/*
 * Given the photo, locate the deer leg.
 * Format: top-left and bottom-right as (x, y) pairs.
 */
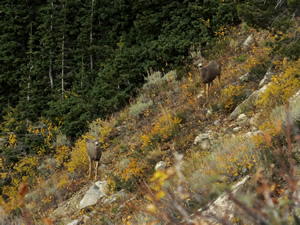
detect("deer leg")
(207, 83), (211, 99)
(88, 157), (92, 179)
(94, 161), (99, 181)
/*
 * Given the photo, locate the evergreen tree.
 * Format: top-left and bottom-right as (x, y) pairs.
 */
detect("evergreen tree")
(0, 0), (32, 118)
(237, 0), (299, 30)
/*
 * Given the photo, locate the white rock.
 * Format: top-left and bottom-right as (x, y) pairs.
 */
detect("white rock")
(251, 126), (258, 131)
(245, 130), (263, 138)
(67, 219), (80, 225)
(236, 114), (248, 126)
(239, 72), (250, 82)
(214, 119), (221, 126)
(242, 34), (254, 48)
(194, 133), (211, 145)
(233, 127), (241, 133)
(79, 181), (108, 209)
(229, 84), (269, 120)
(237, 113), (247, 121)
(200, 140), (211, 150)
(194, 133), (212, 150)
(259, 68), (275, 87)
(155, 161), (167, 171)
(249, 113), (262, 127)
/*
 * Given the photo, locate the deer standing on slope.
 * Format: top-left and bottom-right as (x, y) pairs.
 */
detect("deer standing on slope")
(86, 137), (102, 180)
(198, 60), (222, 99)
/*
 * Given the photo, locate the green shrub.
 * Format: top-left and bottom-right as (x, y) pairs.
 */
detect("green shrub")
(129, 95), (153, 118)
(236, 54), (248, 63)
(248, 62), (269, 82)
(142, 71), (177, 90)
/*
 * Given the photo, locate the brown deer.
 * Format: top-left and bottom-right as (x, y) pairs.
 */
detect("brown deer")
(86, 138), (102, 180)
(198, 60), (221, 98)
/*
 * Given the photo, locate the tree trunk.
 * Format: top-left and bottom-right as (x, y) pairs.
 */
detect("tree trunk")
(90, 0), (94, 72)
(49, 0), (54, 90)
(61, 33), (65, 101)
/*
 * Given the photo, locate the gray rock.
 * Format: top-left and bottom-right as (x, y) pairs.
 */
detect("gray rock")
(259, 68), (275, 87)
(200, 140), (211, 150)
(251, 126), (258, 131)
(239, 72), (251, 82)
(194, 133), (212, 150)
(236, 113), (248, 126)
(245, 130), (263, 138)
(155, 161), (167, 171)
(197, 175), (251, 224)
(102, 189), (126, 205)
(290, 90), (300, 103)
(79, 181), (108, 209)
(206, 109), (212, 118)
(214, 119), (221, 126)
(197, 91), (205, 99)
(229, 85), (268, 120)
(242, 34), (255, 49)
(249, 112), (262, 127)
(233, 127), (242, 133)
(244, 89), (253, 98)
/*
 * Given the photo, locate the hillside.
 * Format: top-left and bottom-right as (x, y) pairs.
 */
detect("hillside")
(1, 13), (300, 225)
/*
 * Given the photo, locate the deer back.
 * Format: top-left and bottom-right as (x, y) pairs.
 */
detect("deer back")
(200, 60), (221, 83)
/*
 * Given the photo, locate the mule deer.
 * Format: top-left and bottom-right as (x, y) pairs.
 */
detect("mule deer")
(198, 60), (221, 98)
(86, 138), (102, 180)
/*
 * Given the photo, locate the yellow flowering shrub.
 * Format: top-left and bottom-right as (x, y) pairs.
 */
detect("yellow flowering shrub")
(201, 136), (257, 182)
(55, 145), (70, 166)
(256, 59), (300, 111)
(0, 184), (23, 212)
(27, 117), (61, 151)
(0, 155), (39, 213)
(221, 84), (246, 111)
(67, 138), (89, 173)
(141, 113), (181, 150)
(121, 158), (144, 182)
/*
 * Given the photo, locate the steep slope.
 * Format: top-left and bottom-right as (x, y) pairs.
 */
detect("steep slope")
(1, 21), (300, 225)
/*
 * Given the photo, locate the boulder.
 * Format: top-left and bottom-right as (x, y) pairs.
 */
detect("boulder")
(79, 181), (108, 209)
(194, 133), (212, 150)
(245, 130), (263, 138)
(155, 161), (167, 171)
(239, 72), (251, 82)
(236, 113), (248, 126)
(196, 175), (251, 224)
(259, 67), (275, 87)
(249, 113), (262, 127)
(102, 189), (126, 205)
(229, 85), (268, 120)
(242, 34), (255, 50)
(233, 126), (242, 133)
